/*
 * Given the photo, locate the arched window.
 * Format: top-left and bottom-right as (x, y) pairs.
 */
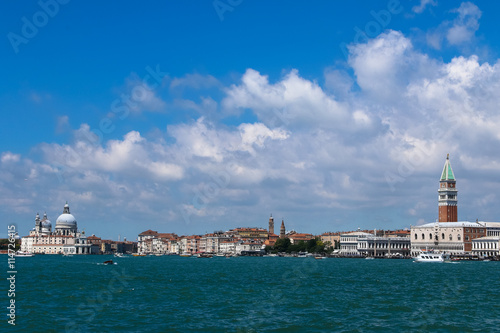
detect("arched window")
(458, 234), (461, 241)
(449, 234), (452, 241)
(442, 233), (445, 240)
(429, 233), (433, 240)
(415, 233), (418, 240)
(422, 233), (425, 240)
(465, 236), (469, 241)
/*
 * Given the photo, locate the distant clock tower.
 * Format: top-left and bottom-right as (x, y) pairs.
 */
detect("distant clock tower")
(438, 154), (458, 222)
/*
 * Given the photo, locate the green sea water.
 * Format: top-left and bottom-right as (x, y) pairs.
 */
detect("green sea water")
(4, 255), (500, 332)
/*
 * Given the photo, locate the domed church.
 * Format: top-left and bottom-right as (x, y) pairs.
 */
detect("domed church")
(55, 202), (78, 236)
(21, 202), (99, 255)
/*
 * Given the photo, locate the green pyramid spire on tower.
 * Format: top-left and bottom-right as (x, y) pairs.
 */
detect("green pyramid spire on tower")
(440, 154), (455, 181)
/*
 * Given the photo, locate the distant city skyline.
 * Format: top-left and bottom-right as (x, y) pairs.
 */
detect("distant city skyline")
(2, 1), (500, 240)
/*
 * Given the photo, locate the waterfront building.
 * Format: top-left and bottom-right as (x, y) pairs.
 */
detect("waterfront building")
(357, 235), (411, 257)
(321, 232), (341, 248)
(177, 236), (188, 253)
(21, 202), (99, 254)
(168, 239), (180, 254)
(191, 235), (202, 253)
(235, 240), (265, 255)
(287, 231), (314, 244)
(410, 155), (500, 256)
(137, 229), (159, 253)
(203, 231), (232, 253)
(152, 233), (178, 254)
(87, 235), (102, 246)
(178, 235), (202, 254)
(230, 227), (269, 239)
(339, 231), (372, 256)
(411, 221), (486, 256)
(220, 240), (237, 255)
(385, 230), (411, 237)
(63, 231), (97, 255)
(199, 236), (207, 253)
(100, 240), (114, 254)
(264, 233), (279, 247)
(471, 236), (500, 258)
(99, 239), (137, 254)
(482, 222), (500, 237)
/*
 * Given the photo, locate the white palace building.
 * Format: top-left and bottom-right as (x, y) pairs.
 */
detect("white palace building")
(410, 155), (500, 258)
(21, 202), (99, 255)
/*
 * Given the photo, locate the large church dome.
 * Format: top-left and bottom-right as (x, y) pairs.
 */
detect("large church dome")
(55, 202), (77, 229)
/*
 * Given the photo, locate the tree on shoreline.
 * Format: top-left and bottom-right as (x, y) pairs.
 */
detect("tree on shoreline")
(273, 237), (291, 253)
(268, 237), (333, 254)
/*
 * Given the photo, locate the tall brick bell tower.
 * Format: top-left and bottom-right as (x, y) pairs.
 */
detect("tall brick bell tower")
(268, 214), (274, 235)
(438, 154), (458, 222)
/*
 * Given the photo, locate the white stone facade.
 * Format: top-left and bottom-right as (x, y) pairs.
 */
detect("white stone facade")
(340, 231), (372, 256)
(410, 221), (486, 256)
(357, 236), (410, 257)
(472, 236), (500, 258)
(21, 203), (96, 255)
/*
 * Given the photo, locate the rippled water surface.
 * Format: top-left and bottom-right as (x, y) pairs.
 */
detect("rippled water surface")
(7, 255), (500, 332)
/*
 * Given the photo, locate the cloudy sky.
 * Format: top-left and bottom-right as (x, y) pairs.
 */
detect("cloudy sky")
(2, 0), (500, 240)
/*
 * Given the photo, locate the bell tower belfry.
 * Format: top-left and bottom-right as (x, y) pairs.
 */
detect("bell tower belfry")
(280, 219), (286, 239)
(438, 154), (458, 222)
(269, 214), (274, 235)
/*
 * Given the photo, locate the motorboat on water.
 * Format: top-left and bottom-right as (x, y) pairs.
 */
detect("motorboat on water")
(197, 253), (213, 258)
(179, 252), (192, 257)
(413, 250), (450, 262)
(14, 251), (34, 257)
(103, 260), (114, 265)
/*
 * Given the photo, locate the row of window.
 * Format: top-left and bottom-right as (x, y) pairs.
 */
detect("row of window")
(473, 242), (498, 249)
(35, 239), (66, 244)
(465, 228), (483, 233)
(439, 195), (456, 200)
(358, 243), (407, 249)
(415, 233), (461, 241)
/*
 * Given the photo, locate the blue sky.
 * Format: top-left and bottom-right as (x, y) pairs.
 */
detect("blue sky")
(2, 0), (500, 240)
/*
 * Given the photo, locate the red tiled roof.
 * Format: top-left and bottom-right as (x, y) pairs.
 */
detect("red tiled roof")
(139, 229), (158, 236)
(157, 233), (177, 239)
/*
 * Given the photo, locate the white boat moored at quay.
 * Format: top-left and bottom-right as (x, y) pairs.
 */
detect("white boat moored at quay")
(413, 250), (450, 262)
(14, 251), (34, 257)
